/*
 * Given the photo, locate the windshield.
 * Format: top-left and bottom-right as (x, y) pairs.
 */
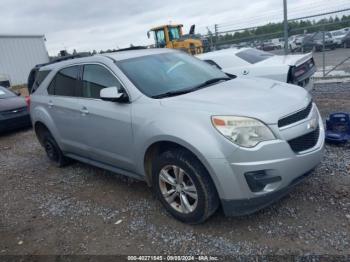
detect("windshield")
(236, 48), (274, 64)
(0, 86), (15, 99)
(116, 52), (229, 98)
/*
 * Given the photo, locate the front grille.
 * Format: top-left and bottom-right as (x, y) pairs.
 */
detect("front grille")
(288, 126), (320, 153)
(278, 102), (313, 128)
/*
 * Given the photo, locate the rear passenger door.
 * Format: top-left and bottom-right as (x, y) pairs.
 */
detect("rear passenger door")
(47, 65), (89, 156)
(77, 64), (134, 171)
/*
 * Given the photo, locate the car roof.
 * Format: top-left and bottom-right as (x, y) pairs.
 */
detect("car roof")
(101, 48), (174, 61)
(39, 48), (176, 71)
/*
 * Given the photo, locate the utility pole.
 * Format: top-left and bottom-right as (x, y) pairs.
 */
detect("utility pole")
(283, 0), (288, 54)
(207, 27), (214, 51)
(322, 29), (326, 77)
(214, 24), (218, 50)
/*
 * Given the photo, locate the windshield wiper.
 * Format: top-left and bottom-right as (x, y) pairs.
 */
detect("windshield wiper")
(151, 77), (230, 99)
(151, 89), (194, 99)
(190, 77), (231, 90)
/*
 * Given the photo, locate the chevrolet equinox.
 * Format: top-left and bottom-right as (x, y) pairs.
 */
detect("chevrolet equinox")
(30, 49), (324, 223)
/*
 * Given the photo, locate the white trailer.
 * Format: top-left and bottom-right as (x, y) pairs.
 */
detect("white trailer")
(0, 35), (49, 86)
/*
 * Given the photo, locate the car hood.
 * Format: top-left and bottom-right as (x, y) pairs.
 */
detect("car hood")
(257, 52), (313, 67)
(0, 96), (27, 112)
(160, 77), (311, 125)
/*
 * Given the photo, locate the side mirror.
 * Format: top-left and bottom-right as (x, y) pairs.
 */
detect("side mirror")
(100, 86), (128, 103)
(147, 31), (151, 39)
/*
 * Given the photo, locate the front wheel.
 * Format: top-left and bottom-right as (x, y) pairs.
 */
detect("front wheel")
(152, 149), (219, 224)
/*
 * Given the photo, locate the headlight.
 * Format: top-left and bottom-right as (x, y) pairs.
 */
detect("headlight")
(211, 116), (275, 148)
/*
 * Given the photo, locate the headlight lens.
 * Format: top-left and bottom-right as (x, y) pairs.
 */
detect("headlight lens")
(211, 116), (275, 148)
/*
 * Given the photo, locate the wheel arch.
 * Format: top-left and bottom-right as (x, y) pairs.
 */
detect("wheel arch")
(142, 139), (220, 196)
(34, 121), (51, 145)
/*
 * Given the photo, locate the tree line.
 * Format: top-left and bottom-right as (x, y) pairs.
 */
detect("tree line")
(210, 15), (350, 44)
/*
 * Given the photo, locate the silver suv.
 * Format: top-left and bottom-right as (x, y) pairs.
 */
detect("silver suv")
(30, 49), (324, 223)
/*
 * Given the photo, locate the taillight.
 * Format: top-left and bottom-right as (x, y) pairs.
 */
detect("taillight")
(25, 96), (31, 110)
(294, 68), (306, 77)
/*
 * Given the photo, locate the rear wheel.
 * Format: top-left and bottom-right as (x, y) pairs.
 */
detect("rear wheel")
(344, 42), (349, 48)
(42, 131), (70, 167)
(152, 149), (219, 224)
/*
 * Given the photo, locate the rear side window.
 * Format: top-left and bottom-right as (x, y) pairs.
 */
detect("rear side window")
(48, 66), (79, 97)
(80, 64), (122, 99)
(32, 70), (51, 93)
(236, 49), (274, 64)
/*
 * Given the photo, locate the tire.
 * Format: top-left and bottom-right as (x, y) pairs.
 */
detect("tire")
(152, 149), (219, 224)
(345, 42), (349, 49)
(42, 131), (70, 167)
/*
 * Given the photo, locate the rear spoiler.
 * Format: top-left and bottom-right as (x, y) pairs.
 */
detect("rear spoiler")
(294, 52), (313, 67)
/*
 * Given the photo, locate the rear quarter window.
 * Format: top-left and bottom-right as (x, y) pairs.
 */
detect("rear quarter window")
(31, 70), (51, 93)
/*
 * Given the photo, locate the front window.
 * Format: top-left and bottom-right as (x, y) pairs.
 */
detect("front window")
(154, 29), (166, 48)
(168, 27), (181, 41)
(116, 52), (229, 98)
(81, 64), (122, 99)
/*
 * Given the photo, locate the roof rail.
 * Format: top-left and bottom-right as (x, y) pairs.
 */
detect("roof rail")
(115, 46), (147, 52)
(34, 52), (92, 68)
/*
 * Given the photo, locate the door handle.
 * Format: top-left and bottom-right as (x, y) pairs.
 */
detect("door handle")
(80, 107), (89, 115)
(48, 101), (54, 108)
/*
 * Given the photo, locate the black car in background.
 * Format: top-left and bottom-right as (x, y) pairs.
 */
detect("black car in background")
(302, 32), (337, 52)
(0, 86), (31, 133)
(342, 31), (350, 48)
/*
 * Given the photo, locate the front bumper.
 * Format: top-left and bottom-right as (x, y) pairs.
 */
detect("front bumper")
(221, 168), (315, 216)
(206, 104), (325, 216)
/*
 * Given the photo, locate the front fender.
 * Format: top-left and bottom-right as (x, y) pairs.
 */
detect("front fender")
(132, 114), (237, 197)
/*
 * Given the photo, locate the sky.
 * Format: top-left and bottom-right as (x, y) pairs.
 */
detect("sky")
(1, 0), (349, 56)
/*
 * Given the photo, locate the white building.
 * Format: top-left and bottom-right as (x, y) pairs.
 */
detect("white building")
(0, 35), (49, 86)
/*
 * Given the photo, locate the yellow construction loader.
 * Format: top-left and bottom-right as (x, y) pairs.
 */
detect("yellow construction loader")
(147, 24), (203, 55)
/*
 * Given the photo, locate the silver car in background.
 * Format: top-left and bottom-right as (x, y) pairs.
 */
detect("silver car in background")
(30, 49), (324, 223)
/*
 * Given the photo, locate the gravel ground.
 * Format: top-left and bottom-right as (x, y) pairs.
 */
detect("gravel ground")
(0, 82), (349, 257)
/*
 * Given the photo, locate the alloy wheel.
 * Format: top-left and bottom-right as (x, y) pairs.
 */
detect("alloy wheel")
(158, 165), (198, 214)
